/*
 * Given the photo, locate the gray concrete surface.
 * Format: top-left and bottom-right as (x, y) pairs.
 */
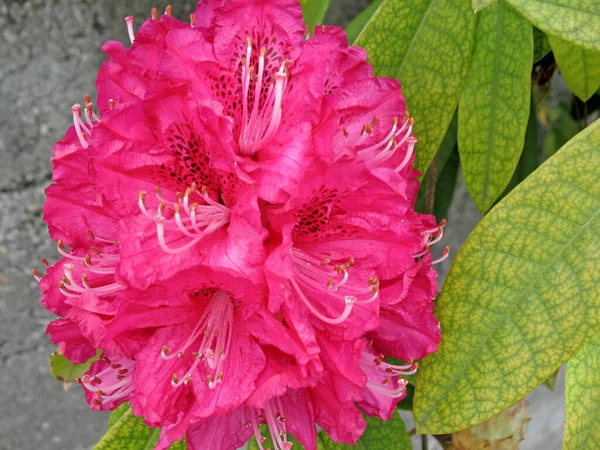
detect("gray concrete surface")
(0, 1), (563, 449)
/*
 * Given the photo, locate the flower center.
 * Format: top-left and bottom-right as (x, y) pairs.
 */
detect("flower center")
(138, 183), (231, 255)
(238, 37), (290, 156)
(360, 349), (418, 399)
(161, 291), (233, 389)
(288, 248), (379, 325)
(78, 355), (134, 407)
(245, 397), (293, 450)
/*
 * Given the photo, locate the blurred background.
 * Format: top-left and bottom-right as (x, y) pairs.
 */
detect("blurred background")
(0, 0), (572, 449)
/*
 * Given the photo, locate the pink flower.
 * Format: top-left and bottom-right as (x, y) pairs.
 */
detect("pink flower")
(35, 1), (448, 449)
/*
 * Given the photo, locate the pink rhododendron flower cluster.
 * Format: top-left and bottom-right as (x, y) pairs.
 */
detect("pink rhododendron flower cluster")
(35, 1), (447, 449)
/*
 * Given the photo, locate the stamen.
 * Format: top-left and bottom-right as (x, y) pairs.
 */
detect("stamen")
(165, 5), (172, 16)
(141, 185), (230, 255)
(249, 399), (293, 450)
(124, 16), (135, 44)
(151, 8), (158, 20)
(432, 246), (450, 265)
(71, 104), (89, 148)
(80, 356), (134, 408)
(238, 41), (290, 154)
(289, 248), (379, 324)
(360, 349), (413, 399)
(189, 13), (195, 28)
(164, 291), (234, 390)
(32, 268), (42, 282)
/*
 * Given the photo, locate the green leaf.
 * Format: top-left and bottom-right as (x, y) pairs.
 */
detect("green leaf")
(458, 0), (533, 213)
(549, 35), (600, 102)
(49, 349), (100, 383)
(543, 368), (560, 391)
(96, 405), (185, 450)
(504, 0), (600, 52)
(317, 413), (411, 449)
(300, 0), (331, 28)
(355, 0), (476, 173)
(414, 120), (600, 434)
(497, 94), (540, 202)
(433, 146), (460, 221)
(564, 332), (600, 449)
(533, 27), (551, 63)
(397, 383), (415, 411)
(107, 403), (130, 430)
(416, 112), (458, 215)
(345, 0), (383, 45)
(542, 101), (580, 159)
(472, 0), (497, 12)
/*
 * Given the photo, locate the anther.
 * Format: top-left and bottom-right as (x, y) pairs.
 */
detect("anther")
(189, 13), (195, 28)
(171, 373), (179, 386)
(165, 5), (172, 16)
(177, 351), (184, 358)
(151, 8), (158, 20)
(40, 257), (49, 267)
(109, 99), (115, 110)
(32, 268), (41, 281)
(161, 345), (168, 357)
(87, 230), (95, 240)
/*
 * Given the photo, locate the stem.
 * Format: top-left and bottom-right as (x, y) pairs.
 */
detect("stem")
(425, 154), (438, 215)
(421, 434), (428, 450)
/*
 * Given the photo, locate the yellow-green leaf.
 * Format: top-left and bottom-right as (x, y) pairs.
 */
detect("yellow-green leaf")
(346, 0), (383, 45)
(414, 120), (600, 434)
(300, 0), (331, 28)
(49, 349), (100, 382)
(472, 0), (497, 12)
(355, 0), (476, 173)
(458, 0), (533, 213)
(549, 35), (600, 102)
(317, 413), (411, 449)
(564, 331), (600, 449)
(96, 404), (185, 450)
(505, 0), (600, 52)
